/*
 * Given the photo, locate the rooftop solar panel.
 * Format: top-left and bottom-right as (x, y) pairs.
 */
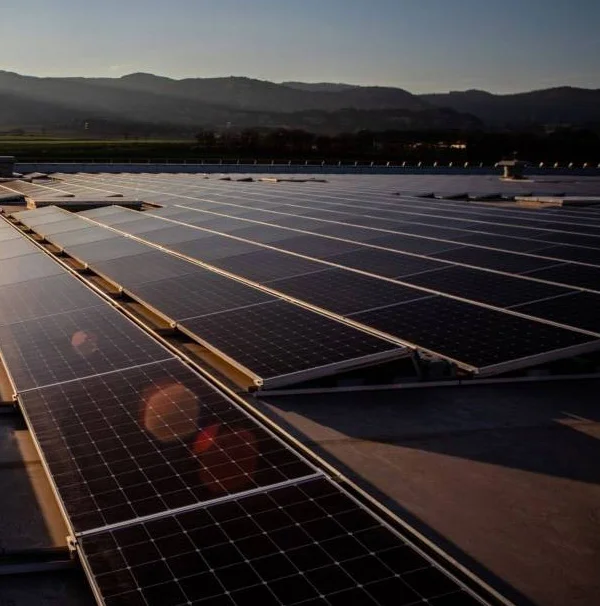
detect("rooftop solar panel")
(0, 227), (27, 242)
(523, 263), (600, 292)
(0, 274), (101, 326)
(36, 219), (95, 237)
(455, 233), (553, 253)
(352, 296), (598, 374)
(531, 245), (600, 265)
(49, 226), (121, 248)
(79, 477), (480, 606)
(403, 266), (571, 308)
(66, 237), (153, 264)
(171, 236), (260, 262)
(178, 301), (404, 387)
(326, 248), (447, 279)
(19, 359), (315, 532)
(132, 272), (277, 322)
(0, 305), (172, 392)
(209, 249), (327, 284)
(270, 269), (431, 315)
(431, 247), (559, 274)
(91, 251), (201, 289)
(0, 252), (64, 286)
(512, 292), (600, 334)
(0, 237), (39, 260)
(367, 234), (463, 255)
(269, 234), (364, 259)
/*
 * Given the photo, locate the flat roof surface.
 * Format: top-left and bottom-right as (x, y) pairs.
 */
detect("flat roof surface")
(256, 379), (600, 606)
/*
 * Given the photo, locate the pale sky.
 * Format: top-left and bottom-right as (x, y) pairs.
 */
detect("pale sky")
(1, 0), (599, 93)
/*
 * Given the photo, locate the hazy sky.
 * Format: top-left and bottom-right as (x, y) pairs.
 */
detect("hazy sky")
(2, 0), (599, 93)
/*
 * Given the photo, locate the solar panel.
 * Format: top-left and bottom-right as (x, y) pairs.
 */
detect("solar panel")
(431, 247), (559, 274)
(0, 237), (38, 260)
(528, 232), (600, 249)
(456, 233), (553, 253)
(368, 234), (463, 255)
(209, 249), (327, 284)
(66, 237), (153, 263)
(19, 359), (315, 532)
(326, 248), (447, 278)
(0, 274), (100, 326)
(531, 245), (600, 265)
(127, 224), (208, 246)
(171, 236), (260, 261)
(132, 272), (277, 322)
(91, 251), (201, 289)
(48, 226), (121, 248)
(352, 296), (598, 373)
(403, 266), (571, 308)
(0, 304), (171, 392)
(79, 477), (480, 606)
(0, 253), (64, 286)
(523, 263), (600, 292)
(267, 234), (363, 259)
(270, 269), (431, 315)
(226, 224), (303, 244)
(178, 301), (404, 386)
(0, 227), (24, 242)
(313, 223), (388, 242)
(512, 292), (600, 334)
(36, 218), (95, 237)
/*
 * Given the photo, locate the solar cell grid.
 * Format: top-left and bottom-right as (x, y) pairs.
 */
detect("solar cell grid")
(170, 236), (260, 262)
(0, 304), (171, 392)
(523, 263), (600, 292)
(0, 237), (38, 260)
(353, 296), (597, 372)
(91, 251), (202, 289)
(132, 272), (277, 321)
(210, 249), (327, 283)
(179, 301), (402, 384)
(19, 359), (314, 532)
(36, 219), (94, 237)
(270, 269), (431, 315)
(403, 266), (572, 308)
(456, 234), (552, 253)
(431, 246), (559, 274)
(271, 234), (364, 259)
(326, 248), (447, 278)
(66, 237), (153, 263)
(530, 245), (600, 265)
(0, 274), (101, 326)
(80, 477), (477, 606)
(0, 253), (64, 286)
(512, 292), (600, 334)
(49, 226), (121, 248)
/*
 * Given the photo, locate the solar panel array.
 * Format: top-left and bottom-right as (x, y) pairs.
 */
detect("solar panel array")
(0, 216), (490, 605)
(14, 207), (406, 388)
(21, 171), (600, 377)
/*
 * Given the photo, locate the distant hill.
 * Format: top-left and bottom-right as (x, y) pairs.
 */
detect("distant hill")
(281, 82), (361, 93)
(420, 87), (600, 126)
(0, 71), (597, 136)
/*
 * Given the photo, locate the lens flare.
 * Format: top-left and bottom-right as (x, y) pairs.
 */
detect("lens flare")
(141, 381), (199, 443)
(71, 330), (99, 357)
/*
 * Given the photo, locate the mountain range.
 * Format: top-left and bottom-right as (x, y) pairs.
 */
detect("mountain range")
(1, 71), (599, 136)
